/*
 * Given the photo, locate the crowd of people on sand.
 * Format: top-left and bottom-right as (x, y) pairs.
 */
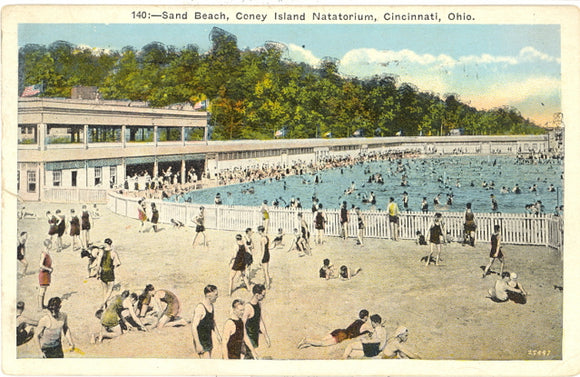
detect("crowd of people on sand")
(16, 195), (537, 360)
(17, 149), (562, 359)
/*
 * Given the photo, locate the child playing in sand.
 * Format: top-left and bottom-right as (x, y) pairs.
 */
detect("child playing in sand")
(416, 231), (427, 245)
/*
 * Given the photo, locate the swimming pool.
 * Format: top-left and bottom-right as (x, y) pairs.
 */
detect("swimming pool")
(169, 155), (563, 214)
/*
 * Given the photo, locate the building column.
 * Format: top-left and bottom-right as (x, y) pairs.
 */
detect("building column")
(84, 124), (89, 149)
(122, 125), (126, 148)
(39, 162), (45, 201)
(204, 113), (210, 141)
(181, 159), (186, 184)
(154, 125), (158, 147)
(182, 127), (186, 146)
(38, 123), (47, 151)
(153, 159), (158, 178)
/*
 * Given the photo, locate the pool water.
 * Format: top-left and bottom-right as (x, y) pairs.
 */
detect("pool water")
(170, 156), (563, 214)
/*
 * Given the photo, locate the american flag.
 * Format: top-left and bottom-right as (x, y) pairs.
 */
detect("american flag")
(193, 99), (208, 110)
(20, 84), (42, 97)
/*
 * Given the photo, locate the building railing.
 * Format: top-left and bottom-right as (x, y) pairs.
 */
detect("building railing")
(107, 191), (563, 249)
(43, 188), (109, 203)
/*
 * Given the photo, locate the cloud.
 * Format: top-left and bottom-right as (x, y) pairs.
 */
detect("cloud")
(287, 43), (321, 67)
(341, 48), (455, 68)
(280, 44), (561, 125)
(519, 46), (561, 64)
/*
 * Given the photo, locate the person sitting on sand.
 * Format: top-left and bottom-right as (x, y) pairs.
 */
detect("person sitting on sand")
(297, 309), (371, 349)
(17, 301), (38, 346)
(381, 326), (421, 359)
(486, 272), (528, 304)
(343, 314), (387, 359)
(271, 228), (284, 249)
(151, 289), (188, 328)
(319, 259), (336, 280)
(416, 230), (427, 246)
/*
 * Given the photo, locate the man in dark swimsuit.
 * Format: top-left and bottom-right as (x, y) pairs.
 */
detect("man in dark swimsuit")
(242, 284), (270, 358)
(192, 285), (221, 358)
(222, 299), (256, 359)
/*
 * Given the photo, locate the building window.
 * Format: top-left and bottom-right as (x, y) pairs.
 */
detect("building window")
(94, 167), (102, 186)
(157, 127), (182, 142)
(110, 166), (117, 187)
(46, 124), (84, 144)
(18, 124), (37, 144)
(27, 171), (36, 192)
(52, 170), (62, 187)
(125, 126), (154, 143)
(71, 171), (78, 187)
(17, 170), (20, 191)
(88, 126), (122, 143)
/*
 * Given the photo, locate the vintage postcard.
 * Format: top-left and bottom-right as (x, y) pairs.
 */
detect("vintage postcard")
(2, 3), (579, 376)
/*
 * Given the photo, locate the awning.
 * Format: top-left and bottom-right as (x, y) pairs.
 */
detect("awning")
(87, 158), (123, 167)
(45, 160), (85, 171)
(126, 156), (156, 165)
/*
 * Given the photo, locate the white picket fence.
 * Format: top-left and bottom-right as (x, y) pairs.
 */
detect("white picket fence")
(107, 191), (563, 249)
(44, 188), (109, 203)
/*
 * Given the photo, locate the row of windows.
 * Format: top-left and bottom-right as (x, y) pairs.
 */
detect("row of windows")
(331, 145), (359, 152)
(18, 124), (205, 144)
(220, 149), (282, 161)
(288, 148), (314, 155)
(51, 166), (117, 187)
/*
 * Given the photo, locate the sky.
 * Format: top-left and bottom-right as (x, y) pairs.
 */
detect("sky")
(18, 23), (561, 126)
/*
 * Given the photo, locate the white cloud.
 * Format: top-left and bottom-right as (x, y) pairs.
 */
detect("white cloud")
(519, 46), (561, 64)
(283, 44), (561, 125)
(459, 54), (518, 65)
(287, 43), (321, 67)
(341, 48), (455, 68)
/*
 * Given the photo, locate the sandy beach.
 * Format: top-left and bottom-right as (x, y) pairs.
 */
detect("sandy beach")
(15, 201), (563, 360)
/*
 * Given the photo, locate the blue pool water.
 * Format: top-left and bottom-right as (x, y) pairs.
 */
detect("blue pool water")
(170, 156), (563, 214)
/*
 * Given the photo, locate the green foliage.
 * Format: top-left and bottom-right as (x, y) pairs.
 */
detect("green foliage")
(19, 34), (546, 139)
